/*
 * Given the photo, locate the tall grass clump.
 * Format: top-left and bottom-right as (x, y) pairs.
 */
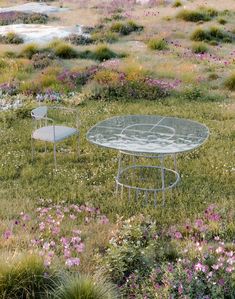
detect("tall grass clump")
(148, 38), (168, 51)
(0, 32), (23, 44)
(54, 275), (119, 299)
(177, 7), (218, 22)
(0, 254), (58, 299)
(224, 73), (235, 91)
(192, 42), (208, 53)
(49, 41), (78, 59)
(20, 43), (39, 59)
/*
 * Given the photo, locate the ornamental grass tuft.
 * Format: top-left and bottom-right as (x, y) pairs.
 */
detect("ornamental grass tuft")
(54, 275), (119, 299)
(0, 254), (58, 299)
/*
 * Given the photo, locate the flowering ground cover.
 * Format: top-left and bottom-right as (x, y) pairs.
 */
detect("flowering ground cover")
(0, 0), (234, 298)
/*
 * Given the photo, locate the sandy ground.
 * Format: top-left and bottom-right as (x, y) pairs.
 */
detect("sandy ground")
(0, 24), (84, 43)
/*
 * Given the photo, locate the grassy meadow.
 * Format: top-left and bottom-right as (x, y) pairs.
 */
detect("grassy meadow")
(0, 0), (234, 298)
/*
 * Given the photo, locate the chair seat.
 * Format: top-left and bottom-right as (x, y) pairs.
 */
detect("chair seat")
(32, 125), (78, 142)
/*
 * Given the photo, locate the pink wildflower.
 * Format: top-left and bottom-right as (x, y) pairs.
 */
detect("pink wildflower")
(75, 242), (85, 253)
(3, 230), (12, 240)
(174, 231), (182, 239)
(65, 257), (80, 267)
(99, 215), (109, 224)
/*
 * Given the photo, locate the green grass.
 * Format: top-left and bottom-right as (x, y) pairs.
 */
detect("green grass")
(0, 1), (234, 294)
(0, 98), (234, 227)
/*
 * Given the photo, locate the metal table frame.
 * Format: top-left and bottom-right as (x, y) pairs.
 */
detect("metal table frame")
(87, 115), (209, 207)
(115, 151), (180, 206)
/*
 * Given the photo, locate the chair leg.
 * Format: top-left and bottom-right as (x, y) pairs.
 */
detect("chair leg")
(53, 143), (57, 170)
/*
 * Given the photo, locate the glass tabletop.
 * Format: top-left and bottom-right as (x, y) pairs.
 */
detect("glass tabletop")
(86, 115), (209, 154)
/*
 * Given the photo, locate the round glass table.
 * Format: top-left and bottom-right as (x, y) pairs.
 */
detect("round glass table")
(87, 115), (209, 206)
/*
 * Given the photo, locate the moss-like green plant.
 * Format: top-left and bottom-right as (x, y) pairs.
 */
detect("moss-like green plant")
(192, 42), (208, 54)
(148, 38), (168, 51)
(224, 73), (235, 91)
(54, 275), (119, 299)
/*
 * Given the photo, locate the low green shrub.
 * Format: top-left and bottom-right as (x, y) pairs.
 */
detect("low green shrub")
(0, 254), (58, 299)
(148, 38), (168, 51)
(20, 43), (39, 59)
(78, 45), (125, 62)
(54, 275), (119, 299)
(209, 40), (219, 46)
(224, 73), (235, 91)
(98, 206), (235, 298)
(51, 42), (78, 59)
(180, 86), (222, 101)
(172, 0), (182, 7)
(102, 13), (125, 23)
(177, 7), (218, 22)
(110, 20), (143, 35)
(85, 69), (174, 101)
(208, 73), (219, 80)
(32, 52), (55, 69)
(0, 32), (23, 44)
(192, 42), (208, 53)
(191, 26), (233, 43)
(93, 45), (124, 61)
(191, 28), (209, 41)
(64, 34), (93, 45)
(2, 51), (17, 58)
(92, 31), (119, 43)
(210, 26), (225, 39)
(218, 17), (227, 24)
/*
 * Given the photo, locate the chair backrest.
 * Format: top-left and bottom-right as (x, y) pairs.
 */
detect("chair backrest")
(31, 106), (48, 120)
(31, 106), (48, 129)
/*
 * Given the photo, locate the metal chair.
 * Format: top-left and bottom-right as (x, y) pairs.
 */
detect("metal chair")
(31, 106), (80, 169)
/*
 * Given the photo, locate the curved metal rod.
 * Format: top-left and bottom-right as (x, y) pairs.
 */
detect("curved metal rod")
(116, 165), (180, 192)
